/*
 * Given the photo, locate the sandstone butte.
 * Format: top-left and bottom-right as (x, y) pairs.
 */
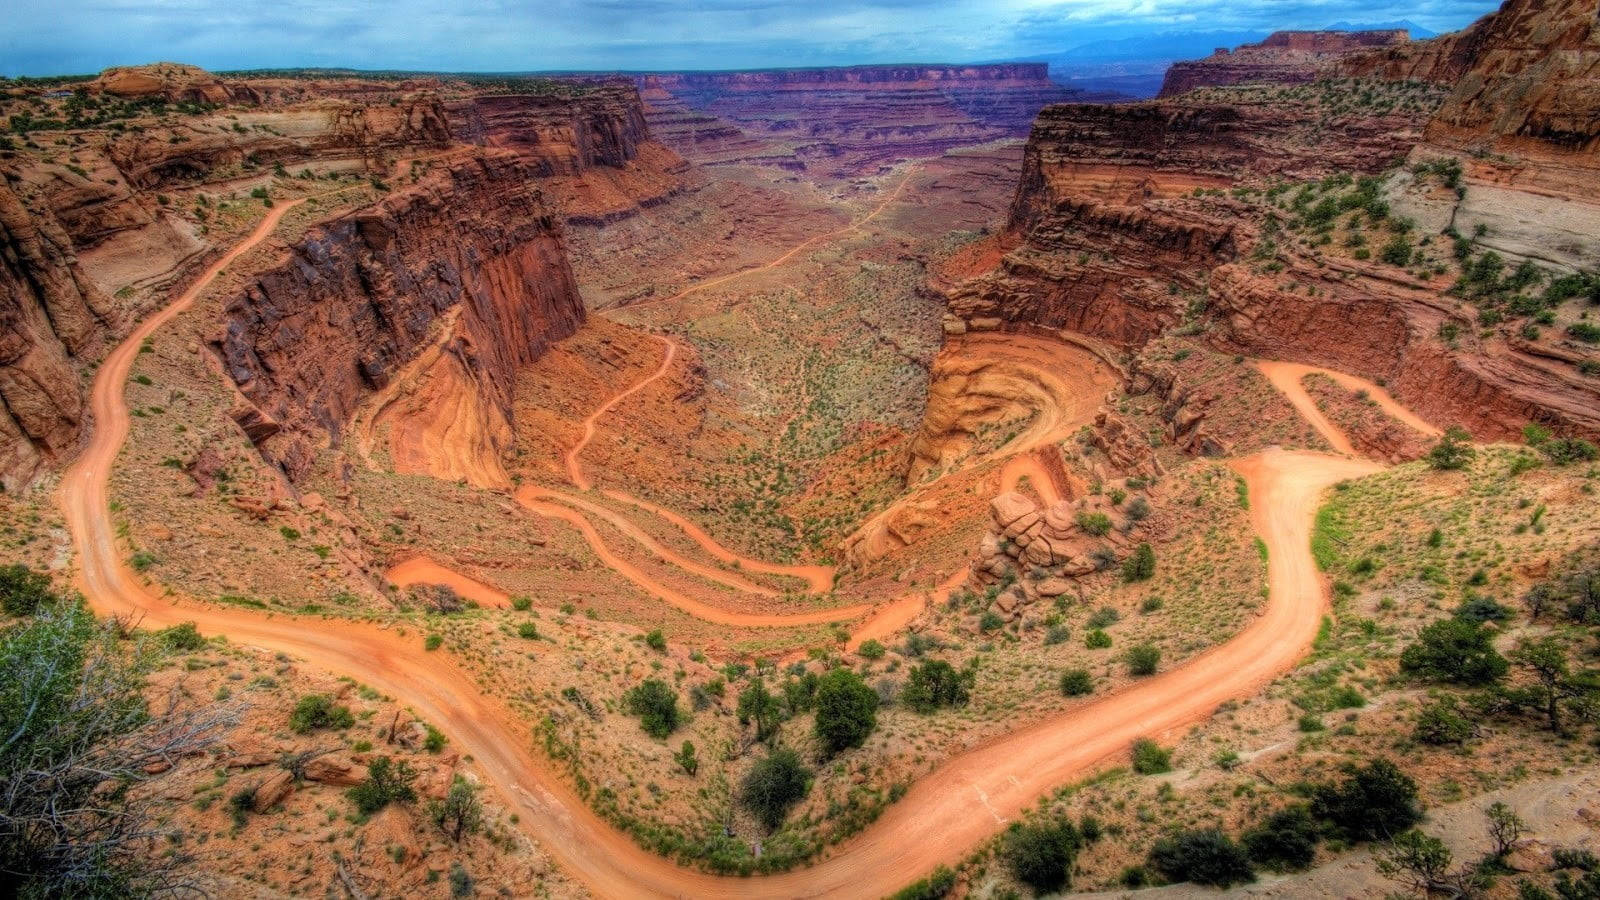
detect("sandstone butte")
(4, 0), (1600, 896)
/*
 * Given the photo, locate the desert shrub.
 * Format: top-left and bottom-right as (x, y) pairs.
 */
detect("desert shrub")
(517, 622), (539, 640)
(1242, 805), (1320, 871)
(424, 725), (447, 753)
(889, 865), (956, 900)
(1122, 543), (1156, 581)
(289, 694), (354, 733)
(1568, 322), (1600, 344)
(1125, 643), (1161, 676)
(1426, 426), (1475, 470)
(1542, 437), (1599, 464)
(813, 667), (878, 756)
(1084, 629), (1112, 649)
(1086, 606), (1120, 629)
(1147, 828), (1255, 887)
(624, 679), (681, 739)
(675, 740), (698, 776)
(424, 633), (443, 651)
(644, 628), (667, 651)
(1077, 512), (1113, 536)
(510, 595), (532, 611)
(1311, 758), (1421, 842)
(157, 621), (207, 652)
(1003, 818), (1082, 893)
(1380, 236), (1412, 266)
(0, 564), (55, 616)
(1399, 618), (1508, 685)
(1059, 668), (1093, 696)
(1131, 738), (1171, 774)
(1412, 696), (1475, 745)
(428, 775), (483, 841)
(1454, 593), (1512, 623)
(349, 756), (418, 814)
(740, 747), (809, 830)
(901, 660), (971, 713)
(857, 639), (886, 660)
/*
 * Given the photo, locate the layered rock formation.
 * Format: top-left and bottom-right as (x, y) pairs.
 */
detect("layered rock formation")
(1158, 30), (1410, 97)
(0, 181), (118, 490)
(214, 149), (585, 487)
(970, 491), (1133, 616)
(637, 64), (1078, 173)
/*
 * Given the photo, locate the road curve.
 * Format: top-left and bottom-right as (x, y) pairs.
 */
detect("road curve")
(1257, 359), (1442, 454)
(60, 198), (1415, 897)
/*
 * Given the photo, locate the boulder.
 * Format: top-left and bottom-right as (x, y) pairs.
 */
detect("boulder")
(251, 769), (295, 812)
(990, 492), (1037, 529)
(304, 753), (367, 786)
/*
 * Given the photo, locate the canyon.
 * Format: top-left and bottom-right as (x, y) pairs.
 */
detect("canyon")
(5, 0), (1600, 897)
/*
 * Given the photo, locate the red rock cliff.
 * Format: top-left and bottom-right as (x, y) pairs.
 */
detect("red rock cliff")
(213, 149), (585, 486)
(1159, 30), (1409, 97)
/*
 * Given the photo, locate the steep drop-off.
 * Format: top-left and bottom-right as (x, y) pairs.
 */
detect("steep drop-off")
(213, 149), (585, 486)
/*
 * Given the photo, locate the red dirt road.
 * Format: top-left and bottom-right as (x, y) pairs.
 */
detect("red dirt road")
(60, 192), (1427, 897)
(1257, 359), (1442, 453)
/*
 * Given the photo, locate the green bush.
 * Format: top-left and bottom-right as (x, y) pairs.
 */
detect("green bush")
(424, 725), (447, 753)
(857, 639), (886, 660)
(1399, 618), (1508, 685)
(1003, 818), (1082, 894)
(1077, 512), (1113, 536)
(0, 564), (55, 616)
(889, 865), (956, 900)
(1125, 643), (1160, 676)
(813, 667), (878, 756)
(740, 746), (810, 830)
(1380, 236), (1412, 266)
(349, 756), (418, 814)
(424, 633), (443, 651)
(624, 679), (681, 739)
(1122, 543), (1156, 582)
(517, 622), (539, 640)
(1086, 606), (1120, 629)
(1242, 805), (1320, 871)
(1425, 426), (1475, 470)
(1148, 829), (1255, 887)
(157, 621), (207, 652)
(901, 660), (972, 713)
(1413, 696), (1475, 745)
(675, 740), (698, 776)
(1568, 322), (1600, 344)
(1059, 668), (1093, 696)
(644, 628), (667, 651)
(1542, 437), (1599, 465)
(510, 595), (532, 611)
(1131, 738), (1171, 774)
(1085, 629), (1112, 649)
(1310, 758), (1421, 842)
(289, 694), (354, 733)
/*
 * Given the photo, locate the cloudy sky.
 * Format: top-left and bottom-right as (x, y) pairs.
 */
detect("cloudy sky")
(5, 0), (1501, 76)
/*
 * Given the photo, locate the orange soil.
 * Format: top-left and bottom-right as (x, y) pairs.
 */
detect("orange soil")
(1257, 359), (1443, 453)
(998, 453), (1065, 505)
(385, 555), (511, 607)
(59, 182), (1447, 898)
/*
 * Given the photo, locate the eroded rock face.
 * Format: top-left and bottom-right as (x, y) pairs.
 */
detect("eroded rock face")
(1158, 30), (1410, 98)
(0, 181), (117, 490)
(969, 491), (1131, 616)
(637, 64), (1081, 174)
(213, 149), (585, 484)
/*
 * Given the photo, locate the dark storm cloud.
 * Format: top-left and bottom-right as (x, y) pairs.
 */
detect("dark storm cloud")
(3, 0), (1502, 76)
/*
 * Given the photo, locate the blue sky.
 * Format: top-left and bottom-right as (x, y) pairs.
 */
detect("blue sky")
(4, 0), (1501, 76)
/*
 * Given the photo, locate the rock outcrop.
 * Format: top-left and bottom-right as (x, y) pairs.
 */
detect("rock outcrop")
(213, 149), (585, 486)
(1158, 30), (1410, 97)
(0, 181), (117, 491)
(637, 64), (1079, 174)
(969, 491), (1132, 617)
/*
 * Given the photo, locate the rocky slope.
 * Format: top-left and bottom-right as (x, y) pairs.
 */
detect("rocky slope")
(1158, 29), (1410, 97)
(0, 65), (681, 489)
(637, 64), (1078, 173)
(214, 149), (584, 488)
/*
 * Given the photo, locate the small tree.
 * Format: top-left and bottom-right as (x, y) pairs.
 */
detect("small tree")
(1509, 637), (1596, 734)
(1122, 543), (1156, 582)
(1485, 801), (1526, 858)
(349, 756), (418, 814)
(1426, 426), (1475, 470)
(1147, 829), (1255, 887)
(1377, 829), (1475, 897)
(624, 679), (681, 739)
(1004, 818), (1082, 893)
(1311, 758), (1421, 842)
(740, 747), (810, 830)
(737, 676), (782, 741)
(428, 776), (484, 842)
(813, 668), (878, 756)
(674, 740), (698, 776)
(901, 660), (972, 713)
(1399, 619), (1507, 685)
(1242, 805), (1320, 871)
(1412, 696), (1476, 745)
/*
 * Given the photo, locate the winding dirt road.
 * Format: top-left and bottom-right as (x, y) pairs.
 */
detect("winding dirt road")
(1257, 359), (1442, 453)
(60, 185), (1432, 897)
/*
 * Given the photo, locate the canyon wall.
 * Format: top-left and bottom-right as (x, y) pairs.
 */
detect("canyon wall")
(1158, 29), (1409, 97)
(0, 181), (118, 491)
(637, 64), (1079, 173)
(213, 149), (585, 487)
